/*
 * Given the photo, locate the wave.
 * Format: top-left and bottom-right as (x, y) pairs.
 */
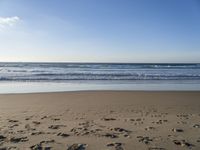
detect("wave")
(0, 63), (200, 69)
(0, 63), (200, 82)
(0, 74), (200, 81)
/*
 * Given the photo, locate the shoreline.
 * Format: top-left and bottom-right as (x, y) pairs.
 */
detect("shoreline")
(1, 90), (200, 95)
(0, 81), (200, 94)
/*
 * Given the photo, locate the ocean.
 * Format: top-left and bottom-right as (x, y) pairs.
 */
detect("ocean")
(0, 62), (200, 93)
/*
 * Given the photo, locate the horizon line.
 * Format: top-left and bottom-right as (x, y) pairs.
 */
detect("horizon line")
(0, 61), (199, 64)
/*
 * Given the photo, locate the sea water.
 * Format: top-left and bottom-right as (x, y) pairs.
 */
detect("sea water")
(0, 62), (200, 93)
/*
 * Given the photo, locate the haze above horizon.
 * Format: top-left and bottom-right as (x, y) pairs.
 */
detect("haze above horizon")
(0, 0), (200, 63)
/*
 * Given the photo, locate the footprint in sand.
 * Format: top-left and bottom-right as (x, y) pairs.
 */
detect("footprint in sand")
(0, 135), (6, 142)
(9, 124), (19, 129)
(101, 118), (116, 121)
(110, 127), (131, 138)
(30, 131), (45, 135)
(57, 132), (70, 138)
(30, 144), (51, 150)
(103, 133), (119, 138)
(67, 144), (87, 150)
(0, 146), (18, 150)
(17, 130), (26, 134)
(48, 125), (66, 129)
(52, 118), (60, 121)
(172, 128), (184, 132)
(10, 136), (28, 143)
(30, 139), (55, 149)
(41, 116), (48, 120)
(137, 136), (153, 144)
(40, 139), (55, 144)
(107, 142), (124, 150)
(193, 124), (200, 128)
(173, 140), (194, 148)
(32, 121), (41, 125)
(152, 119), (168, 124)
(145, 126), (156, 131)
(8, 120), (19, 123)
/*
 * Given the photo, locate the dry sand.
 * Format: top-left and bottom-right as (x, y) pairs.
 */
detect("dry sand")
(0, 91), (200, 150)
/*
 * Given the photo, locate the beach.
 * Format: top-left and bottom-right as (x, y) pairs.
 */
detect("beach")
(0, 91), (200, 150)
(1, 0), (200, 149)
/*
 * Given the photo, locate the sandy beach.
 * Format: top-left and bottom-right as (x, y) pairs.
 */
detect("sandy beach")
(0, 91), (200, 150)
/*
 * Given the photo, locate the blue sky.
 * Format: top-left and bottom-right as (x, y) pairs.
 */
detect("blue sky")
(0, 0), (200, 62)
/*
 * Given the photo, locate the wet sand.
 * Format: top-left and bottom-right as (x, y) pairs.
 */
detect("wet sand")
(0, 91), (200, 150)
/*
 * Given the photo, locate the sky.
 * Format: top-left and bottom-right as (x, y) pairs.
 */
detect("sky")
(0, 0), (200, 63)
